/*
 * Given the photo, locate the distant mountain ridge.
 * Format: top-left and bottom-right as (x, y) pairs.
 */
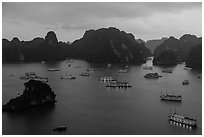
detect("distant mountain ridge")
(2, 27), (151, 64)
(154, 34), (202, 61)
(145, 37), (168, 54)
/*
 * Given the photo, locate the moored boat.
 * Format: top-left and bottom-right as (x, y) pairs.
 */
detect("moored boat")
(47, 68), (60, 71)
(182, 80), (189, 85)
(168, 113), (197, 127)
(106, 81), (131, 88)
(99, 76), (116, 82)
(160, 93), (182, 101)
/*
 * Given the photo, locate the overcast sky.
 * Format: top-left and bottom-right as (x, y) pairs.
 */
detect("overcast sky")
(2, 2), (202, 42)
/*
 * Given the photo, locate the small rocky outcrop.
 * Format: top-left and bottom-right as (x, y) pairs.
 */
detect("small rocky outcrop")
(153, 50), (178, 66)
(3, 80), (56, 112)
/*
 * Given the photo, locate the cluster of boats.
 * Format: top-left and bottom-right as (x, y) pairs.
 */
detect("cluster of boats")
(20, 72), (48, 82)
(160, 92), (198, 127)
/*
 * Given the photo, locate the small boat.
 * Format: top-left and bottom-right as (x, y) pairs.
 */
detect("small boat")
(53, 126), (67, 131)
(143, 66), (153, 70)
(41, 61), (45, 64)
(80, 72), (90, 76)
(99, 76), (116, 82)
(162, 69), (173, 73)
(144, 72), (161, 79)
(182, 80), (189, 85)
(184, 67), (192, 70)
(47, 68), (60, 71)
(61, 75), (76, 80)
(160, 93), (182, 101)
(106, 81), (131, 88)
(118, 69), (128, 73)
(168, 113), (197, 127)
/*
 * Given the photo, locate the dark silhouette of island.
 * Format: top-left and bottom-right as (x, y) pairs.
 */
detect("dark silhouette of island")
(70, 27), (151, 63)
(2, 28), (202, 68)
(153, 50), (177, 66)
(2, 80), (56, 112)
(186, 43), (202, 69)
(154, 34), (201, 61)
(2, 27), (151, 64)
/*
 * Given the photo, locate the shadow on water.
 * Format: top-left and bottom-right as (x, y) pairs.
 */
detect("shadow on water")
(159, 100), (182, 106)
(3, 104), (56, 135)
(4, 103), (56, 118)
(168, 120), (198, 134)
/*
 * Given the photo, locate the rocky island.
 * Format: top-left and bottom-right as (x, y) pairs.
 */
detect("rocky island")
(185, 43), (202, 69)
(153, 50), (178, 66)
(3, 80), (56, 112)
